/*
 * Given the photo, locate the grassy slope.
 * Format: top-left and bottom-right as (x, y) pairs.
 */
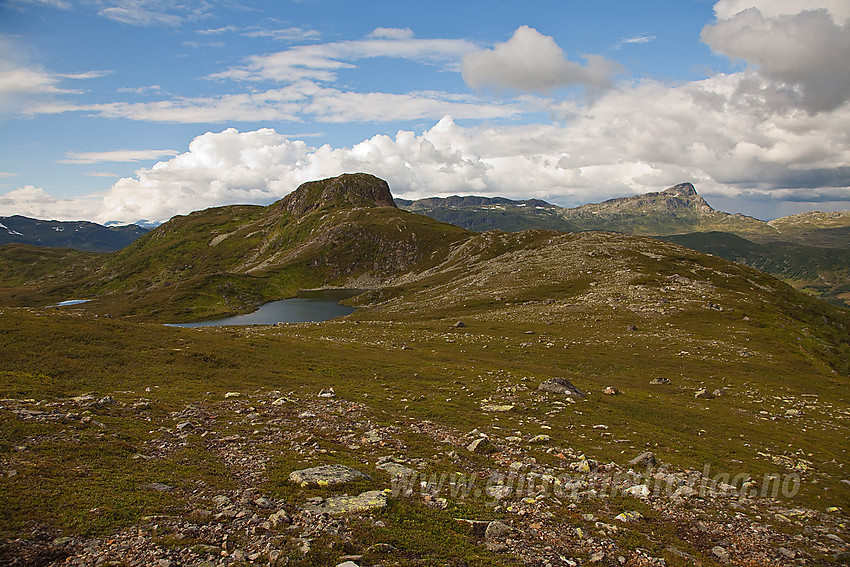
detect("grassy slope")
(1, 232), (848, 555)
(663, 232), (850, 307)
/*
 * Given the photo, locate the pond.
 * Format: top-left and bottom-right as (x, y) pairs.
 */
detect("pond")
(167, 289), (362, 328)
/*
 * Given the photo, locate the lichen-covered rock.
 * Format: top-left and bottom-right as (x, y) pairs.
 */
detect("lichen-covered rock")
(289, 464), (371, 487)
(301, 490), (389, 515)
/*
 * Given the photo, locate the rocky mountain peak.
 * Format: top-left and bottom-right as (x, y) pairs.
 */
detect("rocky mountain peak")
(276, 173), (397, 217)
(662, 182), (698, 197)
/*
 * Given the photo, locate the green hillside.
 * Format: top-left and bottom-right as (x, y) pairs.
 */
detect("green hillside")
(1, 174), (849, 566)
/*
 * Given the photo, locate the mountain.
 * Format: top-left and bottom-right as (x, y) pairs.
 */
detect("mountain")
(1, 173), (849, 566)
(56, 173), (468, 320)
(399, 183), (778, 238)
(398, 184), (850, 307)
(0, 215), (149, 252)
(397, 195), (576, 232)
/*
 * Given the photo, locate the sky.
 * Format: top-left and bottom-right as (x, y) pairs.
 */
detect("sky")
(1, 0), (849, 224)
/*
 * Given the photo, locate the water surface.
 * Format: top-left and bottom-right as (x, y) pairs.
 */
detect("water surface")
(168, 289), (361, 328)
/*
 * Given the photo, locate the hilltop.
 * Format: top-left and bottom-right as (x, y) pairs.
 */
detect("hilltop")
(0, 173), (849, 566)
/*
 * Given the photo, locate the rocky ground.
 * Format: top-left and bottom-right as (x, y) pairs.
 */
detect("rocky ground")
(1, 386), (848, 567)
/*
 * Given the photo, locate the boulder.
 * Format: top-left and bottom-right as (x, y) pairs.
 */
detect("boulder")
(695, 389), (716, 399)
(537, 377), (585, 398)
(628, 451), (657, 468)
(467, 436), (494, 454)
(485, 520), (512, 540)
(650, 377), (671, 385)
(602, 386), (620, 395)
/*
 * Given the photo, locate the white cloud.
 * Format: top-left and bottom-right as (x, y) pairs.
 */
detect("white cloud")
(244, 27), (321, 41)
(59, 149), (179, 164)
(702, 2), (850, 112)
(461, 25), (622, 93)
(47, 82), (519, 124)
(212, 36), (476, 84)
(0, 37), (103, 115)
(368, 27), (415, 40)
(614, 35), (656, 49)
(55, 80), (845, 224)
(85, 171), (121, 177)
(0, 185), (100, 221)
(712, 0), (850, 22)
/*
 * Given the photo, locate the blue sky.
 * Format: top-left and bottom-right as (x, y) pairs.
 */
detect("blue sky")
(1, 0), (849, 223)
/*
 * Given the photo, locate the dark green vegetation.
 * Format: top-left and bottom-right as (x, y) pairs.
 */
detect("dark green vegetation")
(0, 215), (149, 253)
(399, 184), (850, 307)
(1, 173), (849, 565)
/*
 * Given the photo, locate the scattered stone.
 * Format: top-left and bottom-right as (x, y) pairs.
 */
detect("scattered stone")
(376, 461), (417, 479)
(318, 388), (336, 398)
(254, 496), (274, 508)
(211, 494), (230, 508)
(614, 511), (642, 523)
(336, 561), (360, 567)
(268, 510), (290, 528)
(649, 377), (670, 385)
(481, 403), (515, 412)
(143, 483), (174, 492)
(624, 485), (651, 499)
(467, 436), (494, 454)
(289, 464), (371, 487)
(628, 451), (657, 468)
(694, 389), (716, 399)
(712, 545), (730, 563)
(486, 484), (512, 500)
(485, 520), (512, 540)
(537, 377), (585, 398)
(602, 386), (620, 395)
(672, 485), (697, 499)
(302, 490), (389, 515)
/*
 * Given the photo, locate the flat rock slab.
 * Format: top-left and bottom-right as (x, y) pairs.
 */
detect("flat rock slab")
(302, 490), (388, 515)
(289, 464), (371, 487)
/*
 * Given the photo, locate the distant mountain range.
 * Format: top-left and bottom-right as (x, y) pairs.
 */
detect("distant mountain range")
(399, 183), (850, 246)
(0, 215), (149, 253)
(398, 183), (850, 307)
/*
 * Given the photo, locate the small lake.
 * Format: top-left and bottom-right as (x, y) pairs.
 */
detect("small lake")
(51, 299), (92, 307)
(167, 289), (362, 328)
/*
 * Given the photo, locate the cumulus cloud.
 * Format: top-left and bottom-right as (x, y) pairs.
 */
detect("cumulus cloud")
(461, 25), (622, 93)
(702, 2), (850, 112)
(46, 77), (844, 224)
(0, 185), (100, 220)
